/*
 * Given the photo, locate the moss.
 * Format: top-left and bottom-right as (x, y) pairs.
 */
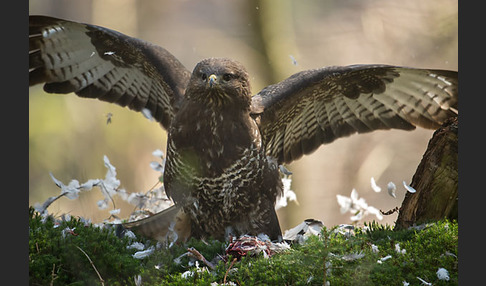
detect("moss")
(29, 207), (142, 285)
(29, 207), (458, 285)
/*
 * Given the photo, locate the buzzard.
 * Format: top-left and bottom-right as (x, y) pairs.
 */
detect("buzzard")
(29, 15), (458, 241)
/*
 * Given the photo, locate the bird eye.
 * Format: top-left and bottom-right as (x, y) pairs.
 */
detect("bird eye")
(201, 73), (207, 81)
(223, 73), (233, 81)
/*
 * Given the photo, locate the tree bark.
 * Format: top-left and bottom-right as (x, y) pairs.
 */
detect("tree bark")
(395, 117), (458, 229)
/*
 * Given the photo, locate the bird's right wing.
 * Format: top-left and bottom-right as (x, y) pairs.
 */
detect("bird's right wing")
(252, 65), (458, 165)
(29, 15), (191, 130)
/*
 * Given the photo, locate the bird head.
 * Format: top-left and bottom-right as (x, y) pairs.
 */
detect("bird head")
(186, 58), (252, 109)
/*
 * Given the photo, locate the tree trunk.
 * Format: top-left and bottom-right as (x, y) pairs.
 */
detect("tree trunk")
(395, 117), (458, 229)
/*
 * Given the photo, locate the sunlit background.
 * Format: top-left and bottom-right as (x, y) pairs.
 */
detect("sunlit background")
(29, 0), (457, 232)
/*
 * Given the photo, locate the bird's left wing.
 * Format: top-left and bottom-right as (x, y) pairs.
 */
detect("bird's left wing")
(251, 65), (458, 165)
(29, 15), (191, 130)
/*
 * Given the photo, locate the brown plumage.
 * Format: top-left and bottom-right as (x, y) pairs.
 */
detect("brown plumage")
(163, 58), (283, 240)
(29, 15), (458, 241)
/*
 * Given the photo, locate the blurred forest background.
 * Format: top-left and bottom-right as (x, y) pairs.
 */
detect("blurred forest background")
(29, 0), (457, 232)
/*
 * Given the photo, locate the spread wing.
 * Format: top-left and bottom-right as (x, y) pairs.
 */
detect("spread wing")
(252, 65), (458, 164)
(29, 15), (191, 130)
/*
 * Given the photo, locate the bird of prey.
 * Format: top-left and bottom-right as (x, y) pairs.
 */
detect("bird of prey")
(29, 15), (458, 242)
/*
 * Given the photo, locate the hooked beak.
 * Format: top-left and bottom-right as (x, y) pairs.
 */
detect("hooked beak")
(208, 74), (218, 88)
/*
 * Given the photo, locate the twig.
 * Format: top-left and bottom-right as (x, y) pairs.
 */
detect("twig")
(98, 182), (117, 210)
(224, 257), (238, 285)
(50, 263), (58, 286)
(75, 245), (105, 285)
(187, 247), (215, 270)
(323, 255), (327, 286)
(322, 227), (330, 286)
(39, 192), (67, 213)
(131, 180), (162, 214)
(380, 206), (399, 216)
(144, 180), (162, 195)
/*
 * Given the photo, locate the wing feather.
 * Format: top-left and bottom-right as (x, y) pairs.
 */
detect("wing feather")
(253, 65), (458, 164)
(29, 15), (191, 130)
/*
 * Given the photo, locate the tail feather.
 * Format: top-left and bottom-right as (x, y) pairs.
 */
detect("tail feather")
(123, 205), (191, 243)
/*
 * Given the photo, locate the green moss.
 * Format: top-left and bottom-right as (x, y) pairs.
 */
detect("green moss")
(29, 207), (458, 285)
(29, 207), (142, 285)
